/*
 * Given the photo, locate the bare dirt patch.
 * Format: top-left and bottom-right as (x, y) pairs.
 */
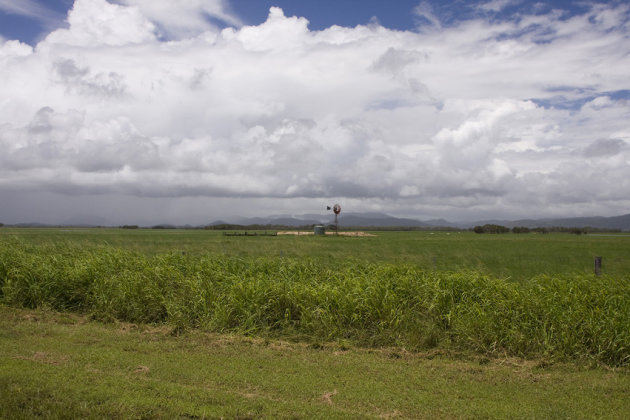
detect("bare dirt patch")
(134, 365), (150, 374)
(21, 351), (70, 365)
(277, 231), (375, 237)
(320, 389), (338, 405)
(379, 410), (403, 419)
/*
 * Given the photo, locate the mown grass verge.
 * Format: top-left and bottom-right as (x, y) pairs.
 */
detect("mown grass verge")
(1, 239), (629, 366)
(2, 306), (630, 419)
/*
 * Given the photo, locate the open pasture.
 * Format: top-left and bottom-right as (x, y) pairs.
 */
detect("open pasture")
(3, 227), (630, 280)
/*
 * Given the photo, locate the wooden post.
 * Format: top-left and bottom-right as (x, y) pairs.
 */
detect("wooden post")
(594, 256), (602, 276)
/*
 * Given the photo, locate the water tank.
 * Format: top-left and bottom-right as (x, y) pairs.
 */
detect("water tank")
(314, 225), (325, 235)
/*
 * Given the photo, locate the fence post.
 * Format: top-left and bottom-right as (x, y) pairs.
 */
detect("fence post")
(594, 256), (602, 276)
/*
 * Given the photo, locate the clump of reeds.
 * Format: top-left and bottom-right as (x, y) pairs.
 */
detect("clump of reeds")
(1, 239), (628, 366)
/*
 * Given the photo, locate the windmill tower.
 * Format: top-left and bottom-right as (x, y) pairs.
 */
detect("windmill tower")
(327, 204), (341, 235)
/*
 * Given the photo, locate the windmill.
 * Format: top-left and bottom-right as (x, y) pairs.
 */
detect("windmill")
(327, 204), (341, 235)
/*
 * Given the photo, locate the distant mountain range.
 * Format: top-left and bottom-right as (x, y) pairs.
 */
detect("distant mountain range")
(217, 212), (630, 231)
(4, 212), (630, 231)
(225, 213), (430, 228)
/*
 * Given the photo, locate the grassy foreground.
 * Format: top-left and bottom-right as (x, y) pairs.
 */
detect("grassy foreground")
(2, 306), (629, 419)
(1, 229), (630, 418)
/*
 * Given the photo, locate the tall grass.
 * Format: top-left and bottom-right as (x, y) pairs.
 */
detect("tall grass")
(1, 239), (628, 366)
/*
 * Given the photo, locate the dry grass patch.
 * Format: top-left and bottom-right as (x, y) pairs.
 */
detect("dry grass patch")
(277, 231), (376, 236)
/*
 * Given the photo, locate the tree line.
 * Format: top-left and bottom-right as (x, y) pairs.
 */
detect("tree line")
(472, 224), (619, 234)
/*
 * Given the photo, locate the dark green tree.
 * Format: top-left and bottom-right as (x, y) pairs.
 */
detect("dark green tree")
(473, 224), (510, 234)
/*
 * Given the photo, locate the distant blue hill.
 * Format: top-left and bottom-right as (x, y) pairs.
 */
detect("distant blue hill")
(227, 212), (630, 231)
(5, 212), (630, 231)
(337, 213), (430, 227)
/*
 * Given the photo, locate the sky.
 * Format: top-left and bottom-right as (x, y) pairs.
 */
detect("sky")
(0, 0), (629, 226)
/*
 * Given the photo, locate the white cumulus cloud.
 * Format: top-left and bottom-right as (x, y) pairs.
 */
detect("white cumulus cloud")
(0, 1), (629, 224)
(117, 0), (242, 39)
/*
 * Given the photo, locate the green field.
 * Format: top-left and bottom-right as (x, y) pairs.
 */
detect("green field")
(4, 227), (630, 279)
(1, 228), (629, 418)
